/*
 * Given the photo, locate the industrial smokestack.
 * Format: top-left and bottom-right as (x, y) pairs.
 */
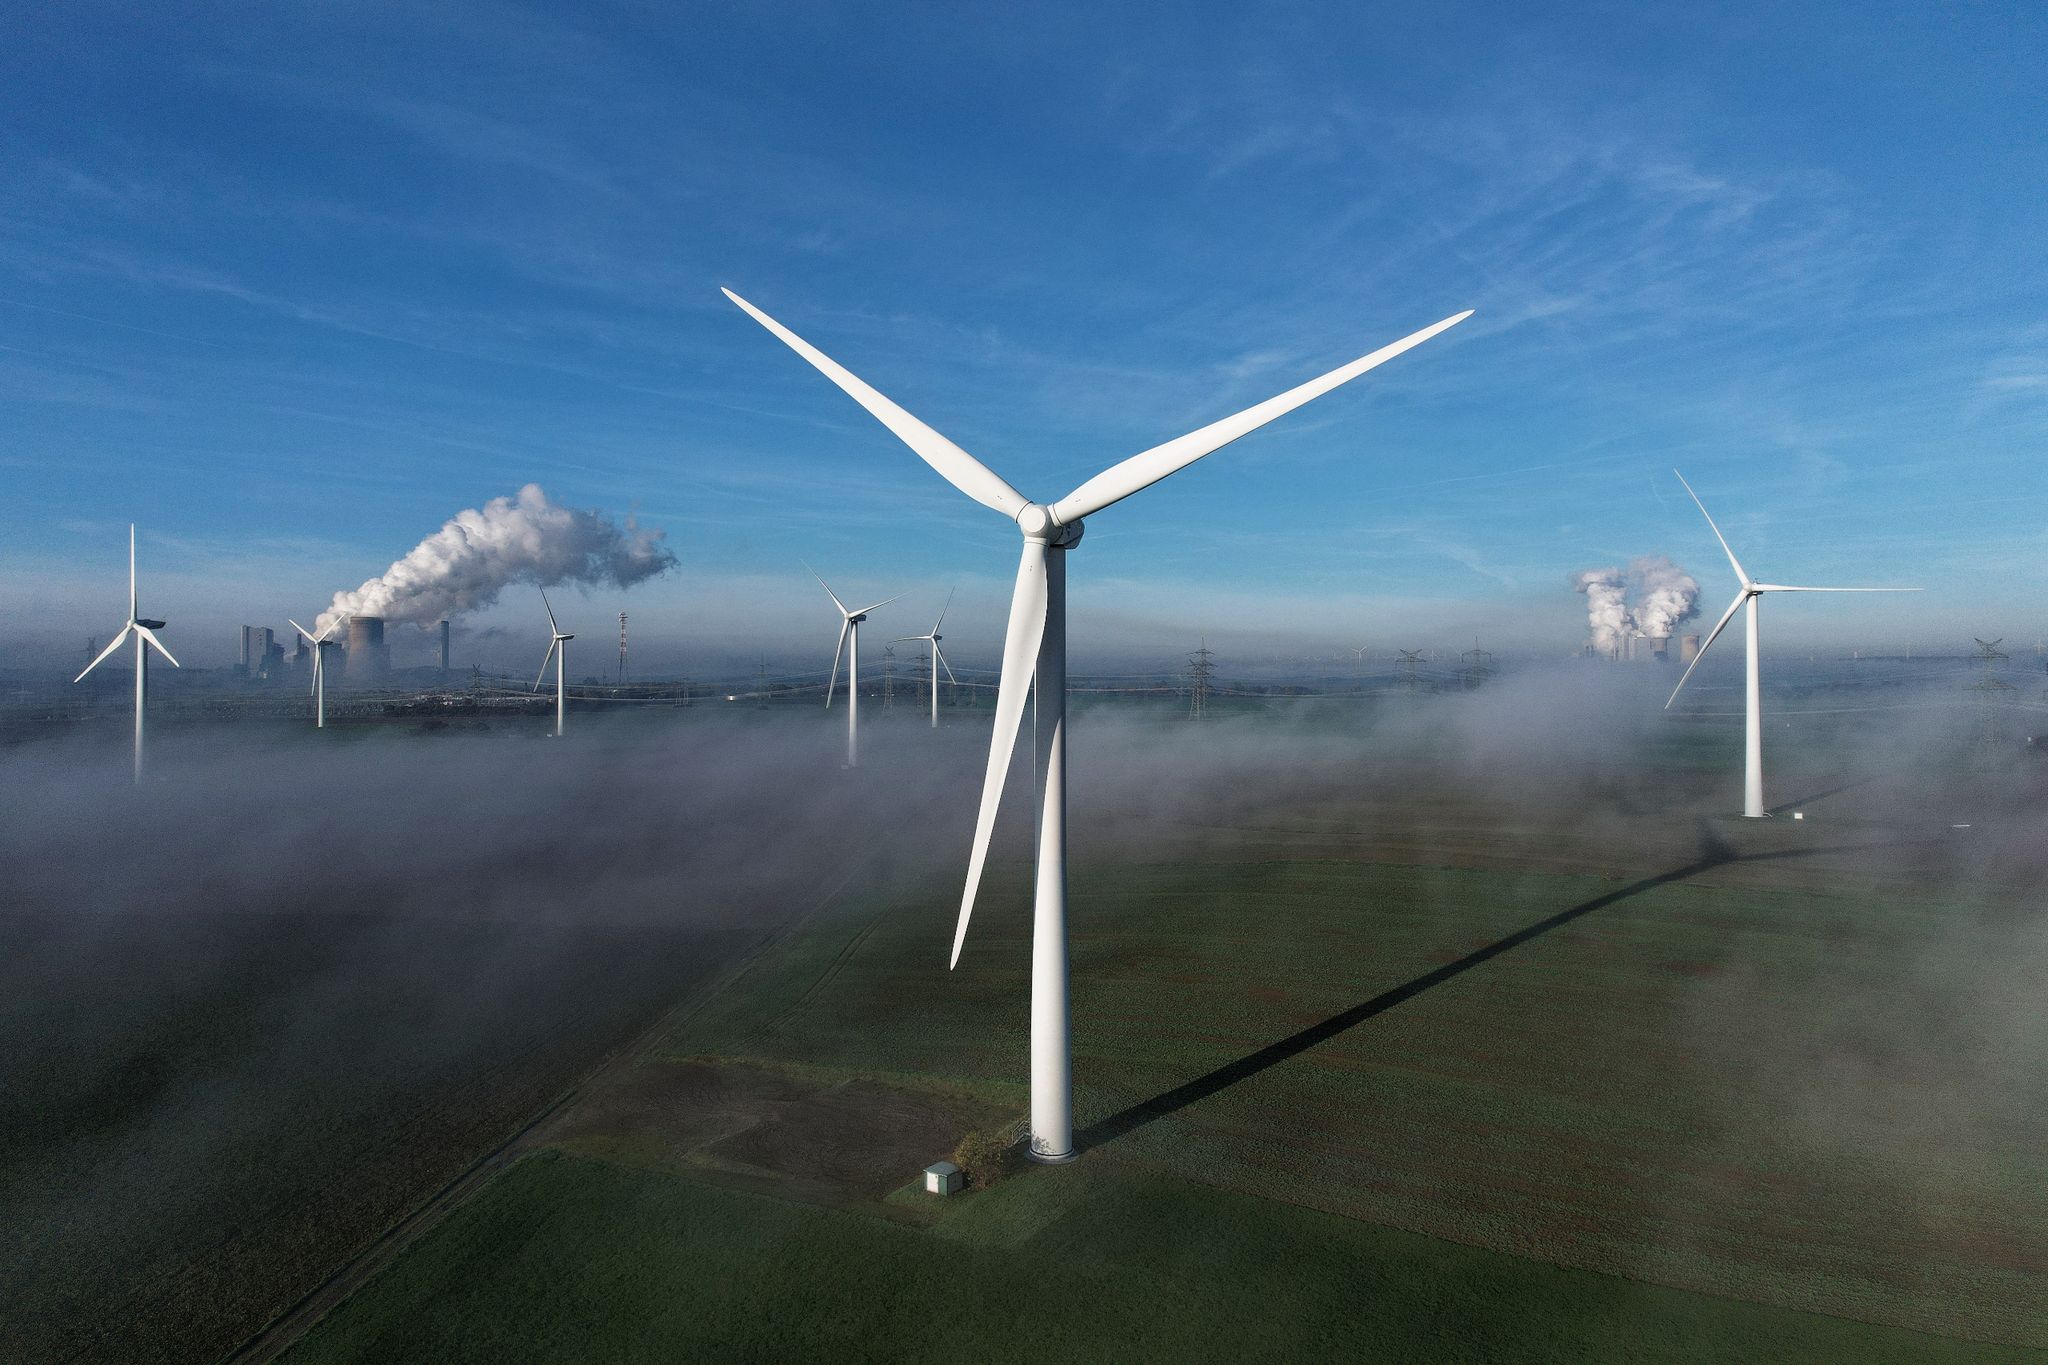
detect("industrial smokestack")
(439, 619), (451, 672)
(345, 616), (388, 678)
(1680, 633), (1701, 664)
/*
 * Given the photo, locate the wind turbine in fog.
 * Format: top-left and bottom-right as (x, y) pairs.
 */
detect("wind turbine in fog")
(75, 524), (179, 785)
(728, 287), (1471, 1162)
(896, 588), (958, 728)
(1666, 470), (1919, 818)
(288, 615), (347, 729)
(811, 565), (899, 767)
(533, 588), (574, 738)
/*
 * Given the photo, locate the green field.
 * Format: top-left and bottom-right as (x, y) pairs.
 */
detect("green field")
(286, 831), (2048, 1360)
(285, 1151), (2035, 1364)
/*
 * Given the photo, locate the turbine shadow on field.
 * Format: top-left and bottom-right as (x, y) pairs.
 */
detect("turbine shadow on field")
(1767, 777), (1872, 816)
(1076, 828), (1873, 1154)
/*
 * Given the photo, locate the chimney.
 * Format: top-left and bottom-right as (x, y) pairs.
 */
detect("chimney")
(345, 616), (389, 677)
(439, 619), (451, 672)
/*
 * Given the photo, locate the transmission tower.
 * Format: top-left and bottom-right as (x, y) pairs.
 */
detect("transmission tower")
(882, 646), (896, 709)
(1397, 649), (1426, 694)
(1972, 638), (2012, 762)
(617, 612), (628, 683)
(913, 649), (930, 708)
(1459, 637), (1494, 690)
(1186, 640), (1215, 719)
(755, 655), (769, 709)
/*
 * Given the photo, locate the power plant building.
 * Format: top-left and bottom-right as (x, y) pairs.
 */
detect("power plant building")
(345, 616), (389, 678)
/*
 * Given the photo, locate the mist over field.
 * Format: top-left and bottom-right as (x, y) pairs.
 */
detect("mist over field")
(4, 663), (2046, 1358)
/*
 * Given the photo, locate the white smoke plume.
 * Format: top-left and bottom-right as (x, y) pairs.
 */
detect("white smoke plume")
(1572, 555), (1700, 654)
(316, 484), (676, 635)
(1629, 554), (1701, 640)
(1573, 566), (1631, 655)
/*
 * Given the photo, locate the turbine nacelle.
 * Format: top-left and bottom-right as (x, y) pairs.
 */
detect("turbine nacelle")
(1016, 504), (1085, 547)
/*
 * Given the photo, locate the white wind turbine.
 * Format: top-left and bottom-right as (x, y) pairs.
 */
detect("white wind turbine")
(896, 588), (958, 729)
(288, 615), (347, 729)
(533, 588), (575, 737)
(811, 565), (900, 767)
(75, 524), (179, 784)
(1666, 470), (1919, 818)
(727, 287), (1470, 1162)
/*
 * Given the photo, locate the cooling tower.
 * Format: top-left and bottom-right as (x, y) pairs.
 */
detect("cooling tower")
(1649, 634), (1671, 661)
(1679, 633), (1701, 664)
(345, 616), (388, 677)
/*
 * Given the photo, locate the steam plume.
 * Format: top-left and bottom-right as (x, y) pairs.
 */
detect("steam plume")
(316, 484), (676, 635)
(1571, 555), (1700, 654)
(1573, 566), (1631, 655)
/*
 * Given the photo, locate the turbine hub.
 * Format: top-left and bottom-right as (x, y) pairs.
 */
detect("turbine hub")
(1016, 503), (1054, 537)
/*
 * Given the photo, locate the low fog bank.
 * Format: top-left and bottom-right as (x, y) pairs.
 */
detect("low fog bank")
(4, 666), (2043, 1360)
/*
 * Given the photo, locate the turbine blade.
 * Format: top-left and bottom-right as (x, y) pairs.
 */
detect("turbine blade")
(852, 592), (901, 618)
(129, 524), (137, 620)
(952, 539), (1049, 969)
(934, 640), (958, 686)
(539, 587), (559, 634)
(826, 617), (850, 707)
(288, 617), (316, 644)
(1665, 591), (1748, 708)
(75, 625), (134, 683)
(533, 640), (557, 692)
(309, 649), (321, 696)
(1673, 470), (1752, 588)
(320, 613), (349, 643)
(723, 289), (1030, 519)
(137, 626), (179, 667)
(804, 561), (850, 616)
(1049, 310), (1472, 525)
(932, 585), (955, 634)
(1754, 584), (1923, 593)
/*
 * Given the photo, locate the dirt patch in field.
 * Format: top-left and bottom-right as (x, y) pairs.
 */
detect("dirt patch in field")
(539, 1058), (1011, 1208)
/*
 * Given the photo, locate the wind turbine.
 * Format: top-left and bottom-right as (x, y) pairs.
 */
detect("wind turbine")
(288, 615), (348, 729)
(811, 565), (899, 766)
(1665, 470), (1919, 818)
(75, 524), (179, 784)
(896, 588), (958, 728)
(533, 588), (574, 737)
(727, 287), (1470, 1162)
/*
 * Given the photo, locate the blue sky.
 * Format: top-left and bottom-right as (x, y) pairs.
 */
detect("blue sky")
(1, 1), (2041, 673)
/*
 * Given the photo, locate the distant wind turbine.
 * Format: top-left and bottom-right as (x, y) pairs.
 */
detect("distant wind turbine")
(532, 588), (575, 737)
(727, 287), (1470, 1162)
(75, 525), (179, 784)
(1666, 470), (1920, 817)
(896, 588), (958, 728)
(810, 565), (899, 767)
(288, 615), (348, 729)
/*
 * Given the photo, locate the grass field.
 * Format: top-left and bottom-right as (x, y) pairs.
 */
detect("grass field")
(285, 803), (2048, 1359)
(286, 1150), (2039, 1364)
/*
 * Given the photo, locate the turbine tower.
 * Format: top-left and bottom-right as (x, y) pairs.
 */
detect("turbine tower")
(811, 565), (899, 767)
(727, 287), (1470, 1162)
(75, 524), (179, 784)
(1665, 470), (1919, 817)
(533, 588), (575, 737)
(288, 615), (348, 729)
(895, 588), (958, 728)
